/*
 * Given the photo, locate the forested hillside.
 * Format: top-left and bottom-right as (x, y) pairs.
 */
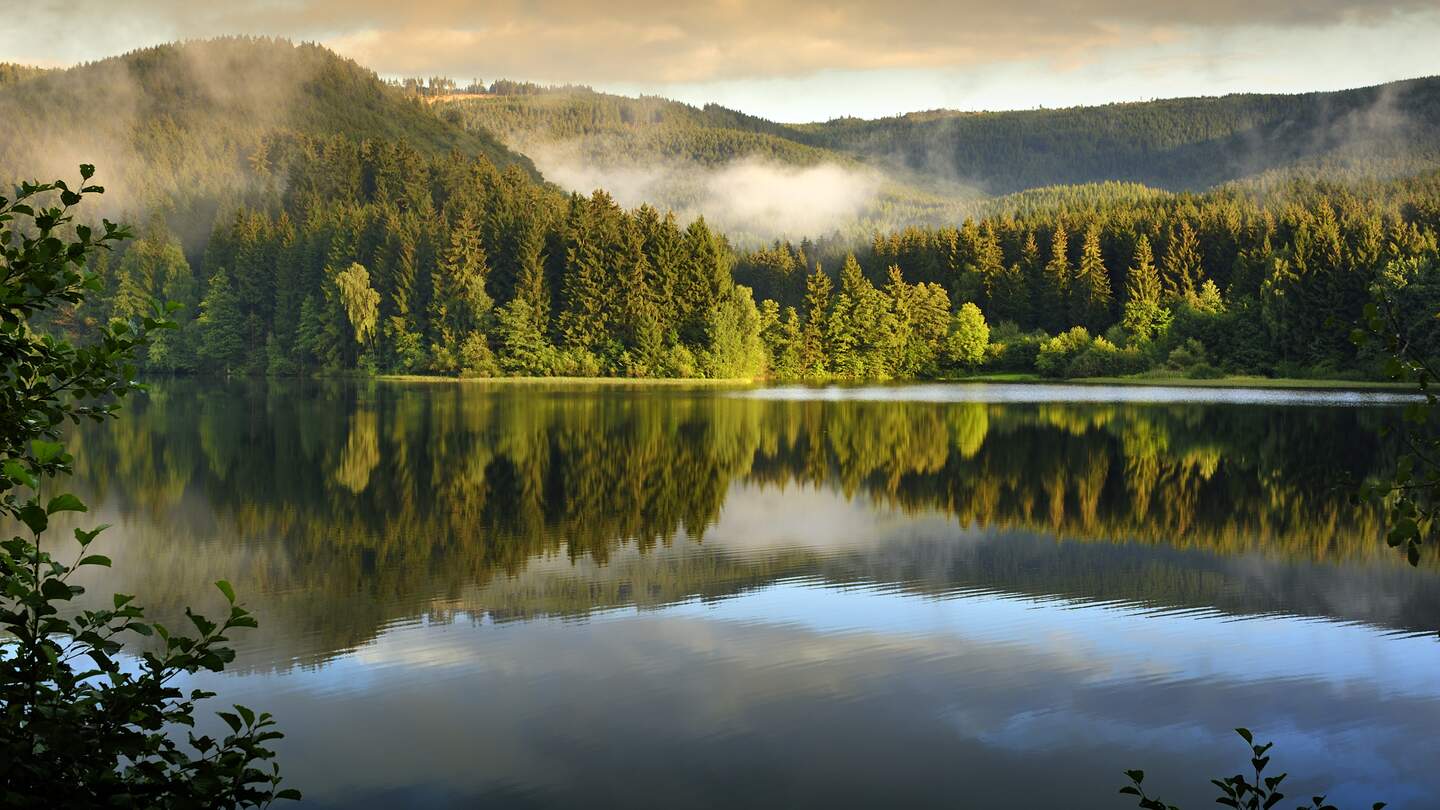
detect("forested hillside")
(0, 38), (535, 245)
(440, 77), (1440, 199)
(437, 91), (980, 243)
(735, 172), (1440, 380)
(0, 63), (52, 86)
(442, 91), (840, 169)
(792, 78), (1440, 193)
(51, 135), (766, 379)
(14, 38), (1440, 383)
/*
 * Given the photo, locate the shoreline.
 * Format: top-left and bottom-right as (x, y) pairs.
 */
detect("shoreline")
(371, 372), (1412, 393)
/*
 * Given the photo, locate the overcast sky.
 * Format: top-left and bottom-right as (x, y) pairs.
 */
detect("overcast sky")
(6, 1), (1440, 121)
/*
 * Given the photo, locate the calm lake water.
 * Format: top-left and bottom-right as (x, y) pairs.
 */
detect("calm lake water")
(58, 379), (1440, 808)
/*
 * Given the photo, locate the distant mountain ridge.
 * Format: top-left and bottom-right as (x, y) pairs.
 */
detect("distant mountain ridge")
(5, 37), (1439, 246)
(441, 76), (1440, 196)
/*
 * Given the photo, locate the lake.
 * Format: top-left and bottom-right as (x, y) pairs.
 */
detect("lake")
(59, 379), (1440, 808)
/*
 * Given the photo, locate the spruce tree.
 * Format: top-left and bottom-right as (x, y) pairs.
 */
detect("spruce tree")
(1122, 235), (1168, 342)
(430, 209), (494, 372)
(1039, 225), (1070, 334)
(1163, 220), (1203, 304)
(1073, 224), (1113, 332)
(801, 264), (832, 376)
(197, 269), (247, 374)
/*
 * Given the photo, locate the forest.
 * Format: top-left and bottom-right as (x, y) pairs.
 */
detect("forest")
(46, 138), (1440, 382)
(440, 75), (1440, 194)
(6, 38), (1440, 382)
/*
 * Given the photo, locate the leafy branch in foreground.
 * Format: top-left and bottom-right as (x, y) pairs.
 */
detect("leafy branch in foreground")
(1353, 262), (1440, 566)
(1120, 729), (1385, 810)
(0, 167), (296, 806)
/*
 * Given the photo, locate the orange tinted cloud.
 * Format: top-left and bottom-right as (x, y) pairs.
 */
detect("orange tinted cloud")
(6, 0), (1435, 83)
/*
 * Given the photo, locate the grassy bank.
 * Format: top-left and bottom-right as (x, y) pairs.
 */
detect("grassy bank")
(376, 374), (760, 386)
(946, 372), (1411, 391)
(375, 372), (1410, 392)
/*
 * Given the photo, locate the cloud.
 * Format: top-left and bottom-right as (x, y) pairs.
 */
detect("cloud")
(5, 0), (1437, 86)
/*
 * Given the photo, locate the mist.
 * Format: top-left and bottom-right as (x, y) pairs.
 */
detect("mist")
(525, 141), (887, 244)
(0, 38), (326, 248)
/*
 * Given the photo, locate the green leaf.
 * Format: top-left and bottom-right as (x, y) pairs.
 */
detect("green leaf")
(2, 459), (37, 488)
(46, 493), (86, 514)
(217, 711), (242, 733)
(74, 524), (110, 545)
(31, 439), (64, 464)
(41, 578), (74, 601)
(77, 555), (111, 568)
(19, 503), (47, 534)
(215, 579), (236, 604)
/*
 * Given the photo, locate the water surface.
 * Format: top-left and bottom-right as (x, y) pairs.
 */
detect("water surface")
(58, 380), (1440, 808)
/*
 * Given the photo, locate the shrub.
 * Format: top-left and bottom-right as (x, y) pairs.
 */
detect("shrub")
(0, 169), (296, 806)
(1166, 338), (1207, 370)
(1122, 729), (1385, 810)
(1035, 327), (1092, 377)
(985, 334), (1044, 372)
(1184, 362), (1225, 379)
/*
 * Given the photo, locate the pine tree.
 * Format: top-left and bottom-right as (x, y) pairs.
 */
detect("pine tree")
(801, 264), (832, 376)
(430, 209), (494, 372)
(1122, 235), (1169, 342)
(1038, 225), (1070, 334)
(559, 193), (614, 357)
(1072, 224), (1113, 332)
(1163, 220), (1203, 304)
(197, 269), (247, 374)
(677, 217), (729, 350)
(617, 220), (663, 374)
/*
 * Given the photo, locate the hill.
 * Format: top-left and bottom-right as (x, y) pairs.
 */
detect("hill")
(442, 77), (1440, 201)
(791, 78), (1440, 194)
(438, 90), (983, 244)
(0, 37), (536, 244)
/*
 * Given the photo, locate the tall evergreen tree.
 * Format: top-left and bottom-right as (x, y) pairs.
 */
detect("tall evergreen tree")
(1122, 235), (1168, 342)
(430, 209), (494, 372)
(801, 264), (832, 376)
(197, 269), (247, 374)
(1038, 225), (1071, 334)
(1072, 224), (1114, 332)
(1162, 220), (1204, 304)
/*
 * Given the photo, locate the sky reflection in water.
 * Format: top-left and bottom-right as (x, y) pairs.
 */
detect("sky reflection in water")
(59, 380), (1440, 808)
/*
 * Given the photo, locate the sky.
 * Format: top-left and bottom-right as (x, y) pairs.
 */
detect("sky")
(5, 1), (1440, 122)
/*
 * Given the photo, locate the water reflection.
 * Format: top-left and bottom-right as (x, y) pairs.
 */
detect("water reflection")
(50, 379), (1440, 808)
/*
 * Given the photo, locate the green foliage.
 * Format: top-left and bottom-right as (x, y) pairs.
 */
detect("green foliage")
(700, 286), (766, 379)
(0, 168), (294, 806)
(1036, 327), (1093, 377)
(735, 166), (1440, 381)
(1354, 261), (1440, 565)
(1121, 729), (1386, 810)
(197, 269), (247, 374)
(333, 262), (380, 349)
(946, 302), (990, 368)
(1123, 235), (1170, 342)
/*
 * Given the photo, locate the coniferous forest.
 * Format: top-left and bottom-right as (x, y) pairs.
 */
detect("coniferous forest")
(6, 38), (1440, 382)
